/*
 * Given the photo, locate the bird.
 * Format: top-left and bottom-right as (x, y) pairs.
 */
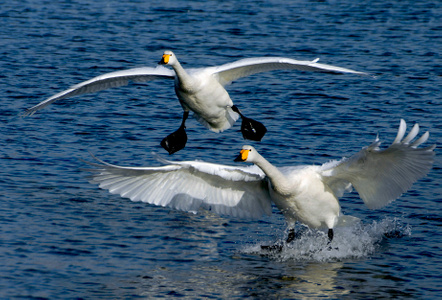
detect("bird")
(84, 119), (435, 248)
(24, 50), (368, 154)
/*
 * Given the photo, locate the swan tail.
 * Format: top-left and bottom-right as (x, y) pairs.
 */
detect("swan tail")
(193, 107), (240, 133)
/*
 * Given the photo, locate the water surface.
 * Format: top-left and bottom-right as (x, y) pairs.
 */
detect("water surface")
(1, 0), (441, 298)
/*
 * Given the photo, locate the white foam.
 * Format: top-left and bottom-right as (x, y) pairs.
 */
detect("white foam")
(242, 217), (411, 262)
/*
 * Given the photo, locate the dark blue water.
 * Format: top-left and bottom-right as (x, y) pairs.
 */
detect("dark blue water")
(1, 0), (441, 298)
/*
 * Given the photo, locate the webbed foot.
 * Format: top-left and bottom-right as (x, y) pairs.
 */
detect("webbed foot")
(161, 125), (187, 155)
(231, 105), (267, 141)
(161, 112), (189, 155)
(261, 243), (283, 252)
(260, 228), (296, 252)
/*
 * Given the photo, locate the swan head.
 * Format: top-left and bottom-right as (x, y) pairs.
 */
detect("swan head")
(234, 145), (258, 163)
(158, 50), (177, 66)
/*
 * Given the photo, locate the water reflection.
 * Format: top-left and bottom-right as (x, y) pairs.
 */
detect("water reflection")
(134, 260), (349, 298)
(133, 217), (410, 298)
(276, 262), (350, 299)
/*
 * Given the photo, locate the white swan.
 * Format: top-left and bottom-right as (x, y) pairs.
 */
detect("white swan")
(24, 50), (368, 154)
(85, 119), (435, 245)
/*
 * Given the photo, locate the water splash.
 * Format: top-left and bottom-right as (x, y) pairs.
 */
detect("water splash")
(242, 217), (411, 262)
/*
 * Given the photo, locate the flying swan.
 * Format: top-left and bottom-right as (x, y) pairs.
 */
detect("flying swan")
(24, 50), (368, 154)
(85, 119), (435, 246)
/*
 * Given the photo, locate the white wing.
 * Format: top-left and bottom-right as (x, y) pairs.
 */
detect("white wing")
(24, 66), (175, 116)
(211, 57), (369, 86)
(321, 119), (436, 209)
(84, 154), (272, 219)
(24, 56), (367, 116)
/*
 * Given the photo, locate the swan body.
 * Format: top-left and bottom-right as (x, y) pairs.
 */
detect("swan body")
(24, 50), (368, 124)
(170, 61), (237, 132)
(269, 166), (341, 230)
(24, 50), (368, 153)
(85, 119), (435, 242)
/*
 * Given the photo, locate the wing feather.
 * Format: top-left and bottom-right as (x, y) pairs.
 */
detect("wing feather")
(84, 155), (272, 219)
(321, 119), (436, 209)
(212, 57), (369, 86)
(24, 66), (175, 116)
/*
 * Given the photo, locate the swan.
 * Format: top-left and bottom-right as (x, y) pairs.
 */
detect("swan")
(84, 119), (435, 246)
(24, 50), (368, 154)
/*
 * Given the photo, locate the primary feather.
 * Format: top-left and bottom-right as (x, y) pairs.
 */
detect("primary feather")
(86, 155), (271, 219)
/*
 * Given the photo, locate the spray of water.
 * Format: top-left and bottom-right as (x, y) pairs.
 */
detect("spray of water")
(242, 217), (411, 262)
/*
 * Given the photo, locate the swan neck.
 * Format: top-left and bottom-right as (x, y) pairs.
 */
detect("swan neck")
(254, 154), (290, 194)
(171, 60), (189, 81)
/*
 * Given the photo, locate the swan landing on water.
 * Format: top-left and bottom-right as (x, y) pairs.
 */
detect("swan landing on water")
(24, 50), (368, 154)
(84, 119), (435, 247)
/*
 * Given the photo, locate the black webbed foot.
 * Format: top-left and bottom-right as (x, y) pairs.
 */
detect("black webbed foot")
(231, 105), (267, 141)
(160, 125), (187, 155)
(261, 228), (296, 252)
(241, 116), (267, 141)
(286, 228), (296, 244)
(160, 111), (189, 155)
(261, 243), (283, 252)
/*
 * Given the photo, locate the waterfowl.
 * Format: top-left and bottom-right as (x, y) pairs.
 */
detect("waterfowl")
(24, 50), (368, 154)
(85, 119), (435, 245)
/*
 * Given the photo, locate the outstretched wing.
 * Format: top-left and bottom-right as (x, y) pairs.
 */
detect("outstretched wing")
(23, 66), (175, 116)
(84, 154), (272, 219)
(211, 56), (369, 86)
(321, 119), (436, 209)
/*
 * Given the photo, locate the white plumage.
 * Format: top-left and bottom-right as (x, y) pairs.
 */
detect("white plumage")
(86, 155), (271, 219)
(24, 50), (367, 133)
(85, 119), (435, 242)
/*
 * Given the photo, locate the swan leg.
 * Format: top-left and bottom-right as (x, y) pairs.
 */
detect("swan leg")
(160, 111), (189, 155)
(327, 228), (334, 243)
(260, 228), (296, 252)
(286, 228), (296, 243)
(326, 228), (339, 251)
(231, 105), (267, 141)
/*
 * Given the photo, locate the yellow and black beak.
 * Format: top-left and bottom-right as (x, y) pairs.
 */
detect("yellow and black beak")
(234, 149), (249, 162)
(158, 54), (170, 65)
